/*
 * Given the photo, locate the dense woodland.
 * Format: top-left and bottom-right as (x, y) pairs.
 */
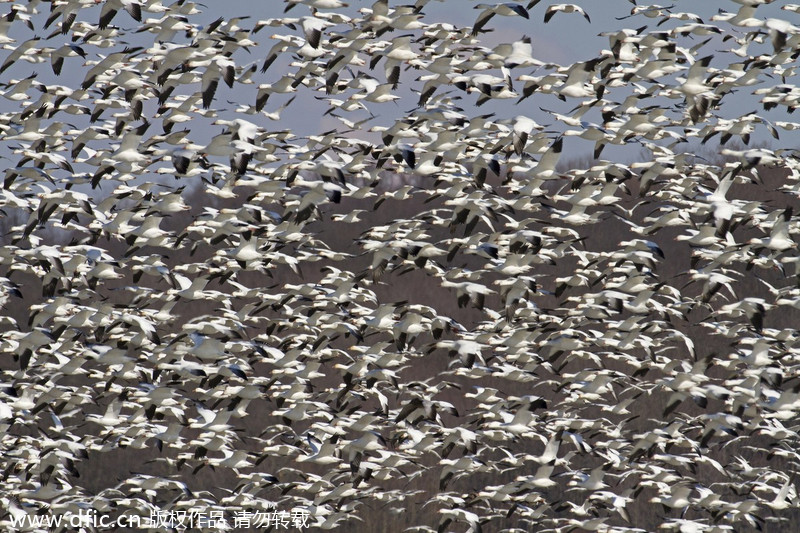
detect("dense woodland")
(2, 1), (800, 532)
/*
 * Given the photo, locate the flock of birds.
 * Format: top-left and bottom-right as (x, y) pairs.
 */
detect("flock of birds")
(1, 0), (800, 531)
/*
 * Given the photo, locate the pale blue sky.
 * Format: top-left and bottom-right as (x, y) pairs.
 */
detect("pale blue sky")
(0, 0), (795, 171)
